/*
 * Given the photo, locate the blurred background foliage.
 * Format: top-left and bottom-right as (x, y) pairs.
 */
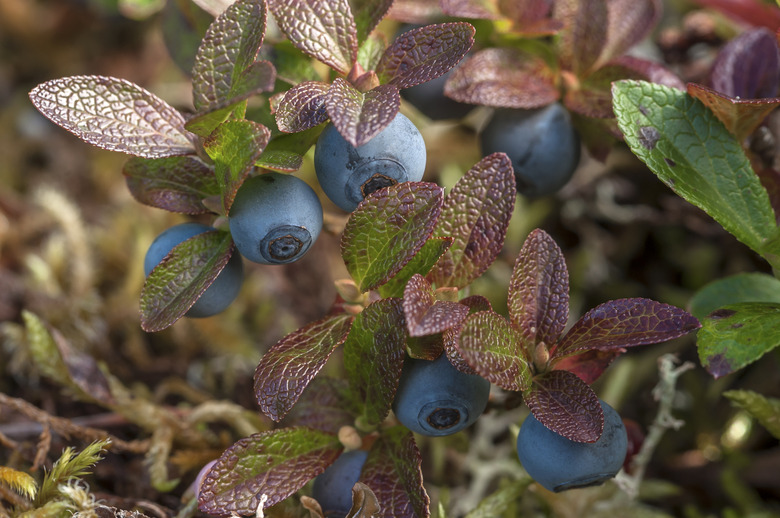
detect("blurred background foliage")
(0, 0), (779, 516)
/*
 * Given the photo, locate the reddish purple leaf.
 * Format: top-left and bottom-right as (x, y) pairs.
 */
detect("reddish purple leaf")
(231, 60), (277, 98)
(595, 0), (662, 69)
(428, 153), (516, 289)
(687, 83), (780, 142)
(140, 231), (235, 332)
(282, 377), (356, 434)
(325, 79), (400, 148)
(523, 370), (604, 443)
(386, 0), (440, 24)
(360, 427), (429, 518)
(49, 326), (115, 405)
(403, 274), (470, 337)
(457, 311), (533, 391)
(191, 0), (267, 111)
(711, 27), (780, 100)
(123, 156), (219, 214)
(553, 298), (701, 359)
(352, 0), (395, 43)
(343, 298), (407, 428)
(551, 348), (624, 385)
(444, 47), (559, 108)
(554, 0), (608, 77)
(254, 314), (354, 421)
(444, 295), (492, 375)
(198, 427), (343, 515)
(689, 0), (780, 31)
(508, 229), (569, 347)
(29, 76), (196, 159)
(565, 57), (683, 119)
(275, 81), (331, 133)
(440, 0), (501, 19)
(268, 0), (358, 75)
(376, 23), (475, 89)
(501, 0), (563, 37)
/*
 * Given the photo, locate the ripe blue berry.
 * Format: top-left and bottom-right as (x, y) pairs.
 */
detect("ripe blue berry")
(144, 223), (243, 318)
(402, 69), (473, 121)
(392, 354), (490, 437)
(228, 173), (323, 265)
(480, 103), (581, 198)
(314, 112), (427, 212)
(516, 399), (628, 492)
(312, 449), (368, 517)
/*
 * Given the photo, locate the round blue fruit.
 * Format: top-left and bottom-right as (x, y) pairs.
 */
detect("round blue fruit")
(228, 173), (323, 265)
(314, 112), (427, 212)
(480, 103), (581, 198)
(312, 449), (369, 517)
(402, 69), (473, 121)
(516, 399), (628, 492)
(144, 223), (243, 319)
(392, 353), (490, 437)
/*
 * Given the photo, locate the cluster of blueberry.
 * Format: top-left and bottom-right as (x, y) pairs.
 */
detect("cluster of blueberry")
(313, 356), (627, 514)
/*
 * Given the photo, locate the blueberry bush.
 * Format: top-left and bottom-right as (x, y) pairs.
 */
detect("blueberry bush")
(2, 0), (780, 516)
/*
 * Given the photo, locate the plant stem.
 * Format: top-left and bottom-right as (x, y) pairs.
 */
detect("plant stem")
(615, 354), (694, 500)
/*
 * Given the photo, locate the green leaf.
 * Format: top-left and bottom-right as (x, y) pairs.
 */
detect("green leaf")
(377, 237), (453, 298)
(428, 153), (516, 289)
(357, 33), (387, 72)
(123, 155), (219, 214)
(191, 0), (267, 112)
(457, 311), (533, 392)
(269, 0), (358, 75)
(184, 100), (246, 137)
(197, 427), (343, 515)
(342, 182), (444, 293)
(612, 80), (780, 268)
(689, 272), (780, 320)
(29, 75), (196, 158)
(351, 0), (393, 44)
(22, 311), (114, 405)
(140, 230), (236, 332)
(254, 314), (354, 422)
(258, 124), (324, 172)
(464, 479), (533, 518)
(203, 120), (270, 212)
(508, 228), (569, 347)
(524, 370), (603, 443)
(325, 79), (400, 148)
(697, 302), (780, 378)
(724, 389), (780, 439)
(343, 298), (406, 428)
(360, 427), (430, 518)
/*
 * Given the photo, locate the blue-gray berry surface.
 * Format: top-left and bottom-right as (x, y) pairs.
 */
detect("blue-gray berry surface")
(229, 173), (323, 265)
(311, 449), (368, 517)
(314, 112), (427, 212)
(392, 353), (490, 437)
(516, 399), (628, 492)
(144, 223), (243, 318)
(480, 102), (581, 197)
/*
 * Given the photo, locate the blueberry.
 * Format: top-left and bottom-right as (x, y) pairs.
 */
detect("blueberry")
(402, 68), (473, 121)
(480, 103), (581, 198)
(516, 399), (628, 492)
(228, 173), (323, 264)
(311, 449), (368, 517)
(392, 353), (490, 437)
(314, 112), (427, 212)
(144, 223), (243, 318)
